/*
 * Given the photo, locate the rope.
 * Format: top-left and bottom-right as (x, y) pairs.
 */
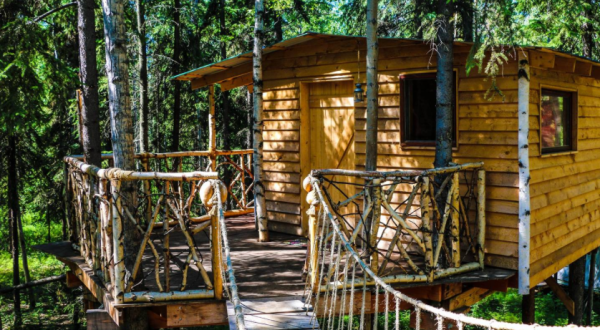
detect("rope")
(311, 181), (600, 330)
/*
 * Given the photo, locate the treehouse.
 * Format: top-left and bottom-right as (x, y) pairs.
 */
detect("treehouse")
(37, 32), (600, 329)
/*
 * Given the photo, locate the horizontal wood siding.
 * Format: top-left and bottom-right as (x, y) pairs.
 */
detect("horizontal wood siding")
(528, 60), (600, 286)
(260, 37), (521, 263)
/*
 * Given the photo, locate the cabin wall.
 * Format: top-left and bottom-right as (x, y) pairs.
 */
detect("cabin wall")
(259, 38), (521, 271)
(527, 50), (600, 286)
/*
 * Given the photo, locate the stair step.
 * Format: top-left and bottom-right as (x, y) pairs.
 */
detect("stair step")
(227, 296), (318, 329)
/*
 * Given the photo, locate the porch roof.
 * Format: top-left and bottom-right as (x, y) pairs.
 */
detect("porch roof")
(172, 32), (600, 91)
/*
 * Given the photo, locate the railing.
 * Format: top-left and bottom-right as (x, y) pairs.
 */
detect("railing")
(73, 149), (255, 215)
(63, 155), (246, 328)
(304, 162), (486, 293)
(303, 163), (592, 330)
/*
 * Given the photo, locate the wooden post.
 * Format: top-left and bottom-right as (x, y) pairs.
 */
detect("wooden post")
(209, 85), (217, 172)
(163, 181), (171, 292)
(450, 172), (460, 268)
(110, 180), (125, 303)
(569, 256), (586, 325)
(421, 176), (434, 282)
(370, 179), (382, 274)
(253, 0), (269, 242)
(240, 156), (247, 209)
(99, 179), (111, 284)
(307, 202), (320, 292)
(587, 248), (597, 325)
(522, 288), (535, 324)
(211, 210), (223, 299)
(517, 52), (531, 295)
(477, 169), (486, 269)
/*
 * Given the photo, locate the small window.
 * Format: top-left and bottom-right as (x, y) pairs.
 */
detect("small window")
(400, 72), (456, 147)
(541, 89), (577, 154)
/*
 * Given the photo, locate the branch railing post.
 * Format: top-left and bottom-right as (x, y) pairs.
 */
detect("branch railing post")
(477, 169), (486, 270)
(110, 180), (125, 303)
(421, 175), (435, 282)
(370, 179), (382, 274)
(211, 207), (224, 300)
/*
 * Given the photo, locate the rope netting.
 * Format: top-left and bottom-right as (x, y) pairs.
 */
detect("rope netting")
(304, 174), (600, 330)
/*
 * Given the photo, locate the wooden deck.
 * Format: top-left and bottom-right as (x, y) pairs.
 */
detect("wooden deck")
(35, 214), (515, 328)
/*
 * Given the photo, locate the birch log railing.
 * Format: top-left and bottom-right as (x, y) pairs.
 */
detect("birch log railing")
(303, 163), (598, 330)
(71, 149), (255, 215)
(63, 156), (246, 328)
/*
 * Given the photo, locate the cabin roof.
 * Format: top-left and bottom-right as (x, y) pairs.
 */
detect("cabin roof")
(172, 32), (600, 89)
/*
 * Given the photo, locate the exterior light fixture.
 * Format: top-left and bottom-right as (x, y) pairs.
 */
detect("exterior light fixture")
(354, 83), (364, 103)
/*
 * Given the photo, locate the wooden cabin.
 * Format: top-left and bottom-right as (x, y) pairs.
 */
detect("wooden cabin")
(174, 32), (600, 293)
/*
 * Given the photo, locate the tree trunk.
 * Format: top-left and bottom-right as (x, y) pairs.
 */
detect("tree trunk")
(434, 0), (454, 170)
(100, 0), (147, 328)
(414, 0), (427, 39)
(581, 0), (593, 58)
(365, 0), (378, 172)
(522, 288), (535, 324)
(586, 249), (597, 325)
(459, 0), (473, 42)
(274, 13), (283, 42)
(254, 0), (269, 242)
(569, 256), (586, 325)
(77, 0), (102, 167)
(219, 0), (232, 208)
(17, 210), (35, 308)
(136, 0), (149, 153)
(7, 134), (22, 326)
(172, 0), (181, 153)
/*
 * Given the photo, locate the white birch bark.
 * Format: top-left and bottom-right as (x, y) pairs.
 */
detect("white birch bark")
(253, 0), (269, 242)
(517, 53), (531, 295)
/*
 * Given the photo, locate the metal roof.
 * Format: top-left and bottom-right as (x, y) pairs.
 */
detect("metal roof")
(172, 32), (600, 85)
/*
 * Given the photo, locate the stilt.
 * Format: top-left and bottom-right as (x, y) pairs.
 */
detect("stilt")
(521, 288), (535, 324)
(569, 256), (586, 325)
(586, 249), (597, 325)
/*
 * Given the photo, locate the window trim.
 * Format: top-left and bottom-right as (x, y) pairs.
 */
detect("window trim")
(399, 69), (459, 150)
(539, 85), (578, 157)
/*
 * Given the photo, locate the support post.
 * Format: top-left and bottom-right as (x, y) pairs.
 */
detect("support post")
(253, 0), (269, 242)
(370, 179), (382, 274)
(211, 210), (224, 300)
(587, 248), (597, 325)
(517, 52), (531, 295)
(421, 176), (434, 282)
(450, 172), (460, 268)
(163, 181), (171, 292)
(305, 176), (320, 292)
(110, 180), (125, 303)
(522, 288), (535, 324)
(477, 169), (486, 269)
(569, 256), (586, 325)
(209, 85), (217, 172)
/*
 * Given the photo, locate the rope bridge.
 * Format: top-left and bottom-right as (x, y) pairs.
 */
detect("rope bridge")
(303, 164), (596, 330)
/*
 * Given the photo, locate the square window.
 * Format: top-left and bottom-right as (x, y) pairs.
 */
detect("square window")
(541, 89), (577, 154)
(400, 72), (456, 147)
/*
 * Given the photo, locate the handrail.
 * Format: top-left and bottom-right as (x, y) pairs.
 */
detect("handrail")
(64, 156), (218, 181)
(310, 179), (597, 330)
(310, 162), (484, 178)
(69, 149), (253, 160)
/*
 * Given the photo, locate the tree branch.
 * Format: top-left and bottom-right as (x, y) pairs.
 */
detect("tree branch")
(32, 2), (77, 23)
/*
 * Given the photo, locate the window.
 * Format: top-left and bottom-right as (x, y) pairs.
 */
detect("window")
(400, 72), (457, 147)
(541, 89), (577, 154)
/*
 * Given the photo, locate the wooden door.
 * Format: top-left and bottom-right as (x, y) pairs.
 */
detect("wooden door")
(308, 81), (355, 212)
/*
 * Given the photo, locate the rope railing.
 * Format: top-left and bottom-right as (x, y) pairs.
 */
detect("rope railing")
(304, 165), (600, 330)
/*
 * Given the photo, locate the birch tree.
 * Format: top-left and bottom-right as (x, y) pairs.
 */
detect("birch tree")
(254, 0), (269, 242)
(100, 0), (146, 327)
(172, 0), (181, 152)
(365, 0), (379, 172)
(136, 0), (149, 153)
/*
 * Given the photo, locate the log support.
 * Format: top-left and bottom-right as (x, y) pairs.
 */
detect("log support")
(521, 288), (535, 325)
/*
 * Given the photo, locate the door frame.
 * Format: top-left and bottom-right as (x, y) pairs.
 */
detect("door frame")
(299, 79), (356, 234)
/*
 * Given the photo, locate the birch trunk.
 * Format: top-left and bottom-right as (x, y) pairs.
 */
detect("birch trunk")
(517, 52), (531, 295)
(365, 0), (378, 172)
(7, 134), (21, 326)
(101, 0), (146, 327)
(77, 0), (102, 167)
(135, 0), (149, 153)
(254, 0), (269, 242)
(171, 0), (181, 152)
